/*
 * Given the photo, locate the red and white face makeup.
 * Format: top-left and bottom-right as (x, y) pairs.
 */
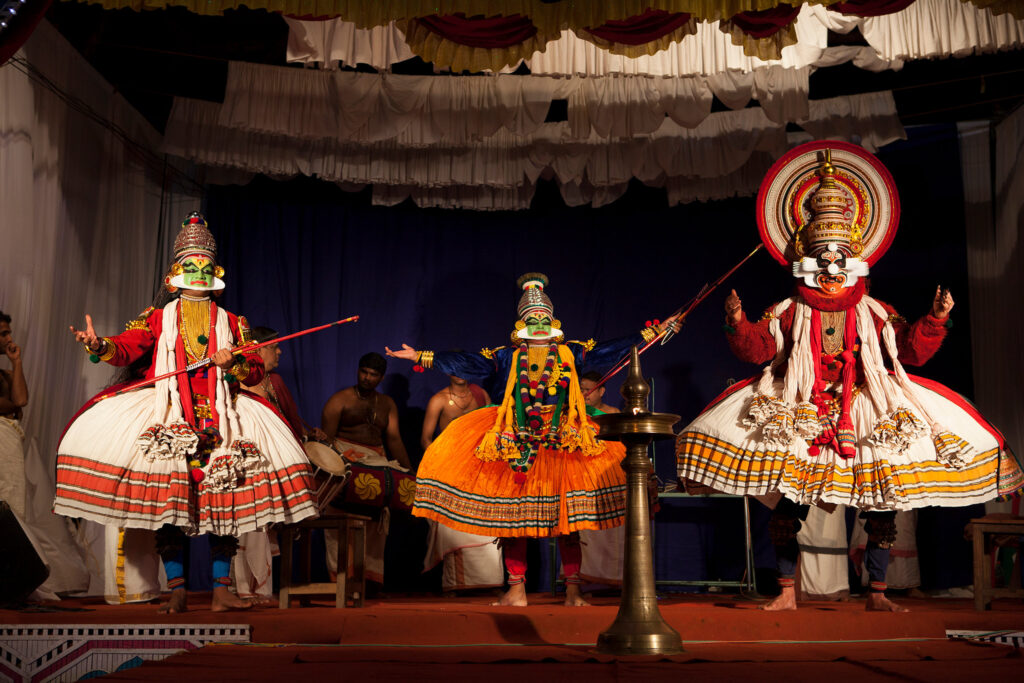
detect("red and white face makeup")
(792, 242), (869, 295)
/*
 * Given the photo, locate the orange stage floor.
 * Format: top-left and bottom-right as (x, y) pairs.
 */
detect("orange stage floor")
(3, 593), (1023, 681)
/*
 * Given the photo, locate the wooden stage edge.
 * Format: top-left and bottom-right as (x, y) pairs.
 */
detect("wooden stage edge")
(4, 593), (1024, 646)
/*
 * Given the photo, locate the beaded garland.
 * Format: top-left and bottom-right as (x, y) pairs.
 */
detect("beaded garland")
(509, 342), (572, 481)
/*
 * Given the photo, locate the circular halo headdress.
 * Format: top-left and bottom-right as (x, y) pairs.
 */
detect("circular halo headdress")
(756, 140), (900, 267)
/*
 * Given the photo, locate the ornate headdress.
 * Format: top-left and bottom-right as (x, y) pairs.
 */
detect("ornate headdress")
(797, 150), (859, 257)
(164, 211), (226, 292)
(756, 140), (900, 290)
(513, 272), (562, 341)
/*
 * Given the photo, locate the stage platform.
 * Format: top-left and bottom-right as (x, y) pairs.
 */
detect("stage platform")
(3, 594), (1023, 681)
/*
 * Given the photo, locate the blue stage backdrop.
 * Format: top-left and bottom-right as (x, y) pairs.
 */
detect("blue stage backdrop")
(187, 123), (980, 592)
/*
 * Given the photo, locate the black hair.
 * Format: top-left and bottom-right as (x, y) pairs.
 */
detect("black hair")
(358, 351), (387, 375)
(0, 310), (10, 325)
(580, 371), (603, 382)
(251, 326), (279, 344)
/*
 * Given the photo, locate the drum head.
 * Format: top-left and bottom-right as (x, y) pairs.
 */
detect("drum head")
(303, 441), (348, 475)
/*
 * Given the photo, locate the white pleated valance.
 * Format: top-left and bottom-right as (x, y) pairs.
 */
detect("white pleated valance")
(220, 60), (811, 143)
(285, 0), (1024, 76)
(163, 90), (904, 210)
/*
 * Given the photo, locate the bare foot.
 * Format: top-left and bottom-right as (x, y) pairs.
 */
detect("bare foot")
(866, 593), (908, 612)
(157, 588), (188, 614)
(211, 586), (253, 612)
(492, 583), (528, 606)
(760, 586), (797, 611)
(564, 584), (590, 607)
(239, 594), (275, 606)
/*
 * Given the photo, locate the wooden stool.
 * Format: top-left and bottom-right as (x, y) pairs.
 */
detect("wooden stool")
(969, 514), (1024, 611)
(278, 512), (371, 608)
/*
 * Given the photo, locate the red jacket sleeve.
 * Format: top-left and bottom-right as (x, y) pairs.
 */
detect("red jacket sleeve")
(228, 313), (264, 387)
(726, 304), (792, 366)
(875, 300), (948, 367)
(103, 307), (162, 367)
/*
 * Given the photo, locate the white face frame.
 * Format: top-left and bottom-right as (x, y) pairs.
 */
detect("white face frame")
(792, 242), (869, 291)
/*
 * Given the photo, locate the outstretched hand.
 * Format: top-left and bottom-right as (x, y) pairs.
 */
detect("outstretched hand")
(385, 344), (419, 361)
(725, 289), (743, 325)
(656, 313), (682, 336)
(931, 286), (954, 319)
(70, 314), (102, 351)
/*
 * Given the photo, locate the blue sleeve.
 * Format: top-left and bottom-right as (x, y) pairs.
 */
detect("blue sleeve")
(433, 347), (513, 384)
(573, 332), (645, 371)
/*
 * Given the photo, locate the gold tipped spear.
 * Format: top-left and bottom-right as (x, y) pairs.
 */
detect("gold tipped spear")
(95, 315), (359, 400)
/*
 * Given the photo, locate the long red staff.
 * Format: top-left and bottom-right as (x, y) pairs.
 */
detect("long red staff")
(96, 315), (359, 400)
(587, 244), (763, 394)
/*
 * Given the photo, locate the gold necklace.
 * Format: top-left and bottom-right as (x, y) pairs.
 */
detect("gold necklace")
(179, 298), (211, 362)
(448, 387), (472, 407)
(821, 310), (845, 356)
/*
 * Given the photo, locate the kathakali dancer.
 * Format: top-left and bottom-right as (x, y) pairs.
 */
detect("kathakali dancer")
(676, 141), (1023, 611)
(387, 273), (677, 606)
(56, 212), (317, 612)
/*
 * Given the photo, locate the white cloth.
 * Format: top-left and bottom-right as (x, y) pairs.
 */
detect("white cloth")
(579, 525), (626, 585)
(423, 521), (503, 591)
(679, 375), (1004, 510)
(232, 531), (276, 599)
(56, 382), (316, 535)
(79, 522), (165, 605)
(797, 505), (850, 598)
(0, 417), (26, 518)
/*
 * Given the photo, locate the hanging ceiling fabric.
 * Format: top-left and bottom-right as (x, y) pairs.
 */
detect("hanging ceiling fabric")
(284, 0), (1024, 74)
(162, 85), (904, 211)
(71, 0), (1024, 67)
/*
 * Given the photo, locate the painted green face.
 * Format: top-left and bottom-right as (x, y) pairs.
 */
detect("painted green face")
(524, 314), (552, 338)
(181, 255), (215, 289)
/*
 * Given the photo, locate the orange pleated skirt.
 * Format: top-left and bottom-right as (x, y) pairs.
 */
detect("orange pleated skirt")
(412, 407), (628, 538)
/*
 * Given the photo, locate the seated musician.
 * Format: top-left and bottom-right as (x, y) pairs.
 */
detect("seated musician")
(420, 375), (503, 596)
(320, 352), (412, 586)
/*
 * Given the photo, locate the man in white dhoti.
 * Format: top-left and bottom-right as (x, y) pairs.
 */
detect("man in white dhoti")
(0, 310), (29, 519)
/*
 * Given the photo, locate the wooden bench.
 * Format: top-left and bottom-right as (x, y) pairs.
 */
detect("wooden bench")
(969, 515), (1024, 611)
(278, 512), (371, 608)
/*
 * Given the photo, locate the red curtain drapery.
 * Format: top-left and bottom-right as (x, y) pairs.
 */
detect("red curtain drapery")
(583, 8), (693, 47)
(725, 3), (802, 39)
(829, 0), (918, 16)
(414, 13), (537, 49)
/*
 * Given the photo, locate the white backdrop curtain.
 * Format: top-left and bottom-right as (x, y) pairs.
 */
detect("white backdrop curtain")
(286, 0), (1024, 76)
(958, 108), (1024, 460)
(0, 21), (199, 596)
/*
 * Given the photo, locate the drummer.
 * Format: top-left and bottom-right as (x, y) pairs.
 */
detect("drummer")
(320, 352), (412, 587)
(320, 352), (411, 469)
